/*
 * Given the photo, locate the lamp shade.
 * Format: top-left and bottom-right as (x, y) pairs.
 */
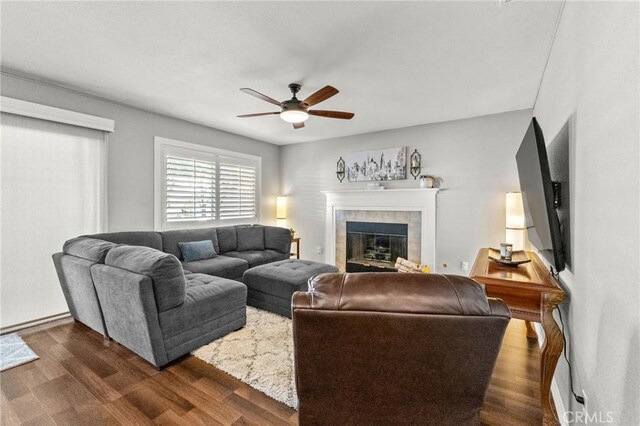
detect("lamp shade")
(505, 192), (525, 251)
(506, 192), (525, 229)
(276, 196), (287, 219)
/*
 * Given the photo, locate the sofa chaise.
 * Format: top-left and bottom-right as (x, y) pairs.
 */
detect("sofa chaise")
(52, 224), (291, 367)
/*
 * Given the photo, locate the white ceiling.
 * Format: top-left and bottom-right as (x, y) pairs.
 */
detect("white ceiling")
(1, 1), (562, 145)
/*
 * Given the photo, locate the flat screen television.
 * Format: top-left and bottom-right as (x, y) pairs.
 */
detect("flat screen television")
(516, 117), (565, 273)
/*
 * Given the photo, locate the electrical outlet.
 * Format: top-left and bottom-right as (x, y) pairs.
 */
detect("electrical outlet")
(461, 261), (469, 271)
(316, 246), (323, 254)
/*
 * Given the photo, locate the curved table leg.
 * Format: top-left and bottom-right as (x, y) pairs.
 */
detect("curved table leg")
(540, 292), (566, 426)
(525, 320), (538, 340)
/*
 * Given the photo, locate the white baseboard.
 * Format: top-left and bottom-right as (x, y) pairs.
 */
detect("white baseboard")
(534, 322), (568, 426)
(0, 312), (71, 335)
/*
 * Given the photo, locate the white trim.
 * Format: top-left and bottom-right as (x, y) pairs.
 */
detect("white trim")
(322, 188), (439, 270)
(0, 312), (72, 335)
(534, 322), (568, 426)
(154, 136), (262, 230)
(0, 96), (115, 132)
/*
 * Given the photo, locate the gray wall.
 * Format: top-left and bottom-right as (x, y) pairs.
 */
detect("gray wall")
(281, 109), (533, 274)
(0, 73), (281, 231)
(532, 2), (639, 424)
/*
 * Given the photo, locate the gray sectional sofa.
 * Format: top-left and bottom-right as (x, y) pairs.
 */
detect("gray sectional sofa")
(52, 224), (291, 368)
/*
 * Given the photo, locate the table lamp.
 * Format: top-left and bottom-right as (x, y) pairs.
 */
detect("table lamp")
(506, 192), (526, 251)
(276, 196), (287, 228)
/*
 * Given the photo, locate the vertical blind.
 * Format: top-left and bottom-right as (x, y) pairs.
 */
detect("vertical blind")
(1, 112), (106, 328)
(162, 149), (258, 226)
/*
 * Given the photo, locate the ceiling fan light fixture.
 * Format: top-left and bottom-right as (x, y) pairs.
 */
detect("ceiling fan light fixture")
(239, 83), (352, 128)
(280, 109), (309, 123)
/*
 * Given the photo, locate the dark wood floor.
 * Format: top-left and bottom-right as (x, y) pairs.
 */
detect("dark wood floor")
(1, 318), (543, 425)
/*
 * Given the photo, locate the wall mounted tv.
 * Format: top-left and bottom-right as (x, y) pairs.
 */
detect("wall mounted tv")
(516, 117), (565, 273)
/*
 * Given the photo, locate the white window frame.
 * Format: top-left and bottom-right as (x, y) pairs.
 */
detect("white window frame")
(154, 136), (261, 230)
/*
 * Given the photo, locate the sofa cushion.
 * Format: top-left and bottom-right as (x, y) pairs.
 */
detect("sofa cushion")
(236, 225), (265, 251)
(105, 245), (186, 312)
(224, 250), (288, 268)
(178, 240), (217, 263)
(63, 237), (116, 263)
(264, 226), (292, 254)
(216, 226), (238, 253)
(161, 228), (219, 260)
(158, 273), (247, 345)
(181, 255), (248, 280)
(86, 232), (162, 251)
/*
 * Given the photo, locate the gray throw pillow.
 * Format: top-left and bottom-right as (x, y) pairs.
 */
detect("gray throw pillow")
(178, 240), (217, 262)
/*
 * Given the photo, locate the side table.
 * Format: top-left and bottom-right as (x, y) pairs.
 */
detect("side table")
(470, 248), (566, 426)
(290, 237), (300, 259)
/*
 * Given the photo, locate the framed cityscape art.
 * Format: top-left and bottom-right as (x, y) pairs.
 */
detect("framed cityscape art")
(346, 146), (407, 181)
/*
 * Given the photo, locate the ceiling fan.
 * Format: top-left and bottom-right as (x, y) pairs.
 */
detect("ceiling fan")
(237, 83), (354, 129)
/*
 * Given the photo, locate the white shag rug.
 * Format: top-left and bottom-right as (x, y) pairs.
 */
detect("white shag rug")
(0, 333), (39, 371)
(192, 307), (298, 409)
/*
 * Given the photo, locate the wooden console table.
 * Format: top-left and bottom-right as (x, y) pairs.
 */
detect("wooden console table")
(470, 248), (566, 426)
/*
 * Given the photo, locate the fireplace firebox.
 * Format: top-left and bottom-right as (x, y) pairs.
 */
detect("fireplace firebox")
(346, 222), (408, 272)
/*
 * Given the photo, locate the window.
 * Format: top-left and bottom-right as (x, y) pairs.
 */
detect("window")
(166, 156), (216, 222)
(219, 161), (257, 220)
(155, 137), (261, 229)
(1, 106), (110, 328)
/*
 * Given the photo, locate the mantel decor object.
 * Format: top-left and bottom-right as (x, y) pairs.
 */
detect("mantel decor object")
(365, 182), (384, 190)
(410, 149), (421, 179)
(336, 157), (345, 182)
(419, 175), (435, 188)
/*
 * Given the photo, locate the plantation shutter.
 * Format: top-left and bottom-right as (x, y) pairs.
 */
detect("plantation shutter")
(165, 156), (216, 222)
(219, 162), (257, 220)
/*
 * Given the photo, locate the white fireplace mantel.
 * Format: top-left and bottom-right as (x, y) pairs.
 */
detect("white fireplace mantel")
(322, 188), (439, 270)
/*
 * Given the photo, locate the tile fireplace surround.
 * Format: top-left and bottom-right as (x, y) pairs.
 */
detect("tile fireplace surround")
(323, 188), (439, 272)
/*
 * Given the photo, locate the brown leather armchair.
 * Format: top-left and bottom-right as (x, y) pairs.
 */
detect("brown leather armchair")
(292, 272), (510, 425)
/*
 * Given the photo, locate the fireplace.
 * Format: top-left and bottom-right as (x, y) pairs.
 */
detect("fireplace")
(323, 188), (438, 272)
(346, 221), (408, 272)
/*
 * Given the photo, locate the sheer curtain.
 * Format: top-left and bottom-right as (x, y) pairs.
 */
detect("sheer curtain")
(0, 113), (106, 328)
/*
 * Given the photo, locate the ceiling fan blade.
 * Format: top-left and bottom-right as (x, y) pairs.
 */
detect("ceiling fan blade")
(240, 88), (282, 106)
(237, 112), (280, 118)
(308, 110), (354, 120)
(293, 122), (305, 129)
(303, 86), (339, 107)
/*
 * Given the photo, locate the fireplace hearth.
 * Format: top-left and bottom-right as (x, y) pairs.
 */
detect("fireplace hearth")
(346, 221), (408, 272)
